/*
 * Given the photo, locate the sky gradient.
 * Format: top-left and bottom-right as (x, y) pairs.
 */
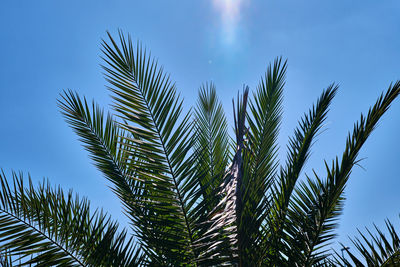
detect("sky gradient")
(1, 0), (400, 253)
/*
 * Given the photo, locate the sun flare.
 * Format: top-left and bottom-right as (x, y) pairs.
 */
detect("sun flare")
(212, 0), (246, 44)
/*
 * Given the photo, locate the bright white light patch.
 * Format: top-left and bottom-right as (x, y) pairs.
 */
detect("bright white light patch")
(212, 0), (247, 44)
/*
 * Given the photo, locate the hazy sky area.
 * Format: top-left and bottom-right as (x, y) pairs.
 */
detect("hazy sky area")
(1, 0), (400, 254)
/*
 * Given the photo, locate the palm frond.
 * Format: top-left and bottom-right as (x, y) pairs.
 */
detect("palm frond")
(264, 84), (337, 265)
(335, 217), (400, 267)
(287, 81), (400, 266)
(193, 86), (249, 265)
(58, 90), (140, 222)
(189, 82), (231, 215)
(0, 171), (142, 266)
(231, 57), (286, 265)
(101, 31), (197, 265)
(184, 83), (232, 262)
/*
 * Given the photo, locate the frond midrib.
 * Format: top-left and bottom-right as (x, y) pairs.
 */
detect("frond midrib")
(0, 207), (85, 266)
(129, 75), (196, 259)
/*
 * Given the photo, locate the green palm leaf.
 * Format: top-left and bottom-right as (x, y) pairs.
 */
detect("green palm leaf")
(0, 171), (142, 266)
(58, 90), (140, 222)
(185, 83), (232, 261)
(236, 58), (285, 265)
(287, 81), (400, 266)
(190, 83), (231, 215)
(101, 31), (196, 265)
(264, 84), (337, 265)
(335, 217), (400, 266)
(193, 86), (249, 265)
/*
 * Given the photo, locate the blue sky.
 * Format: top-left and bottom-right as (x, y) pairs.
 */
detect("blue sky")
(1, 0), (400, 253)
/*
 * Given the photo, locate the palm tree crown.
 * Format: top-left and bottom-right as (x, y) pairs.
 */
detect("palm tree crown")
(0, 31), (399, 266)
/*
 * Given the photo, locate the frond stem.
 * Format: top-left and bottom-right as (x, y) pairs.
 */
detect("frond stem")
(133, 79), (196, 262)
(0, 208), (86, 266)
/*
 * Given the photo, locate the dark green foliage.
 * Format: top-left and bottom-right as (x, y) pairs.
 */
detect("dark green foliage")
(335, 217), (400, 266)
(0, 171), (143, 266)
(1, 31), (399, 266)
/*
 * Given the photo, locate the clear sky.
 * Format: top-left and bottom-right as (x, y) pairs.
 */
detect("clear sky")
(1, 0), (400, 253)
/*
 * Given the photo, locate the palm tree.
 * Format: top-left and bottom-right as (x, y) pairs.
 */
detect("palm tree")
(0, 31), (399, 266)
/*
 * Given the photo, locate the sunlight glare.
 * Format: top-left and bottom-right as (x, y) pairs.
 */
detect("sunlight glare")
(212, 0), (247, 44)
